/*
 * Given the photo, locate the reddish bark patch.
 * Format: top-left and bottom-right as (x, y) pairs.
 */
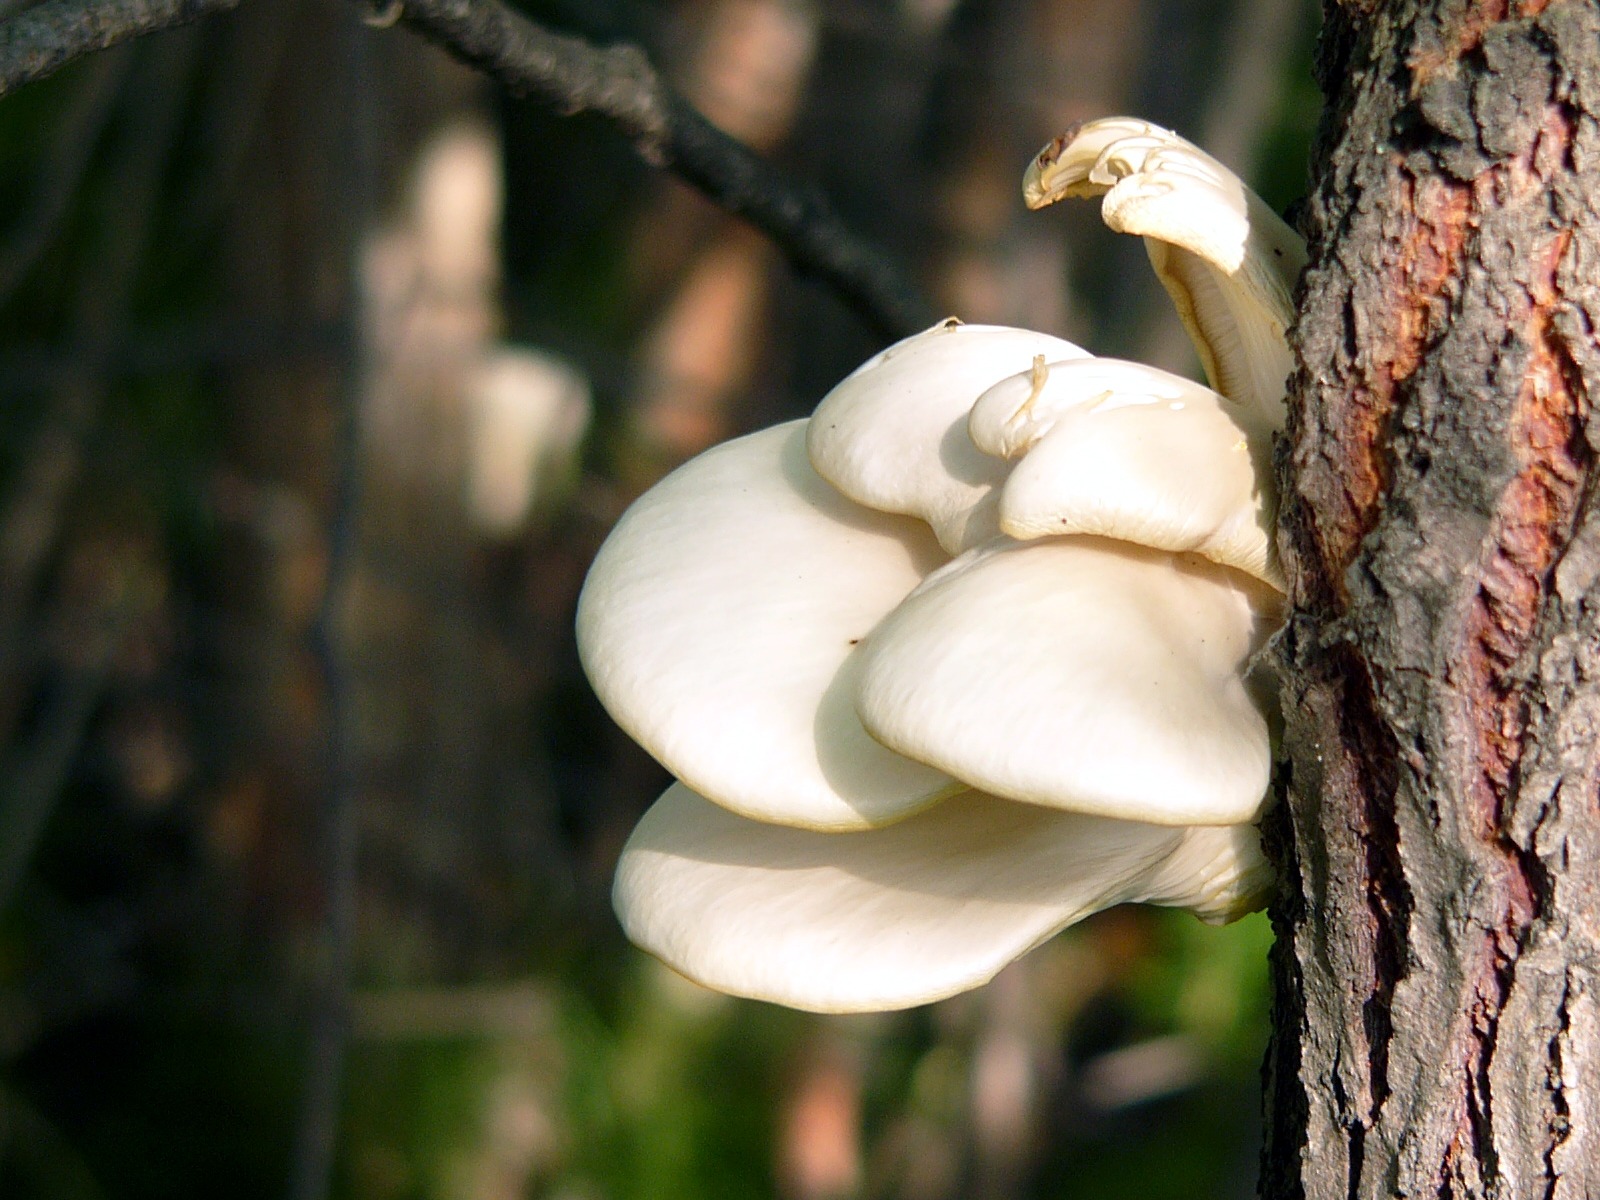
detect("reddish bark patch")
(1447, 102), (1589, 1190)
(1408, 0), (1509, 86)
(1407, 1), (1560, 91)
(1312, 172), (1471, 600)
(1463, 110), (1587, 843)
(1344, 652), (1406, 1119)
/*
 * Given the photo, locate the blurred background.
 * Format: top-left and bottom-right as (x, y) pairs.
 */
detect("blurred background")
(0, 0), (1319, 1196)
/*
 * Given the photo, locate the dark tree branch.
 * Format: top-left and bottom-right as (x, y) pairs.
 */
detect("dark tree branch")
(392, 0), (938, 341)
(395, 0), (669, 148)
(0, 0), (936, 339)
(0, 0), (237, 96)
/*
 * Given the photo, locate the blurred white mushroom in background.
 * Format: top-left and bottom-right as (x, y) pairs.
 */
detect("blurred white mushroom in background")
(465, 348), (591, 537)
(577, 118), (1305, 1013)
(358, 119), (594, 537)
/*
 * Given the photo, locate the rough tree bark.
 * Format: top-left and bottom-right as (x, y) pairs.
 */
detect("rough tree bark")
(1265, 1), (1600, 1197)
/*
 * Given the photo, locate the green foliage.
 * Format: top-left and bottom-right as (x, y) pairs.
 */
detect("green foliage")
(556, 967), (794, 1199)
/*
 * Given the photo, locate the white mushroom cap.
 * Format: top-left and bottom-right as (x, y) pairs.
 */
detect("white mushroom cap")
(1023, 117), (1306, 430)
(967, 354), (1199, 459)
(577, 420), (957, 831)
(968, 358), (1280, 586)
(614, 782), (1194, 1012)
(807, 319), (1087, 553)
(855, 536), (1275, 826)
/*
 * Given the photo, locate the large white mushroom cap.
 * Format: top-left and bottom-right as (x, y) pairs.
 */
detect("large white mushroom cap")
(854, 535), (1277, 827)
(577, 421), (955, 832)
(578, 116), (1305, 1012)
(615, 783), (1270, 1012)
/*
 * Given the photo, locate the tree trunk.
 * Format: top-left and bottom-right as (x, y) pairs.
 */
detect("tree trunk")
(1263, 1), (1600, 1197)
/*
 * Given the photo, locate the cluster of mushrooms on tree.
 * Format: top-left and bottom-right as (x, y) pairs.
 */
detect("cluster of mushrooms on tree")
(577, 117), (1308, 1013)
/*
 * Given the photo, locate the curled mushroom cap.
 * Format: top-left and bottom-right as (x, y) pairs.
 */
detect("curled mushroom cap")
(1024, 117), (1305, 430)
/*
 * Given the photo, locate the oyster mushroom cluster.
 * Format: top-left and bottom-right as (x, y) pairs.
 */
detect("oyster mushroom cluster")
(577, 118), (1307, 1012)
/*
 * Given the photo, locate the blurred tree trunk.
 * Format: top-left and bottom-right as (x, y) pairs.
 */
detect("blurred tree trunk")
(1265, 1), (1600, 1197)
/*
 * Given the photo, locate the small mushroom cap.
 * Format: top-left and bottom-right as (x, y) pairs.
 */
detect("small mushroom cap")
(577, 420), (956, 831)
(614, 782), (1191, 1012)
(968, 358), (1280, 587)
(967, 354), (1200, 459)
(1024, 117), (1306, 430)
(807, 320), (1087, 553)
(855, 536), (1275, 826)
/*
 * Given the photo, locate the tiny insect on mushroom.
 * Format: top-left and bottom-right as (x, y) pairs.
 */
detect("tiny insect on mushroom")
(577, 117), (1306, 1013)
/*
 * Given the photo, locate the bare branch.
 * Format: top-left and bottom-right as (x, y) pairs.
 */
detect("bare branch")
(0, 0), (935, 338)
(395, 0), (669, 148)
(0, 0), (237, 96)
(394, 0), (938, 340)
